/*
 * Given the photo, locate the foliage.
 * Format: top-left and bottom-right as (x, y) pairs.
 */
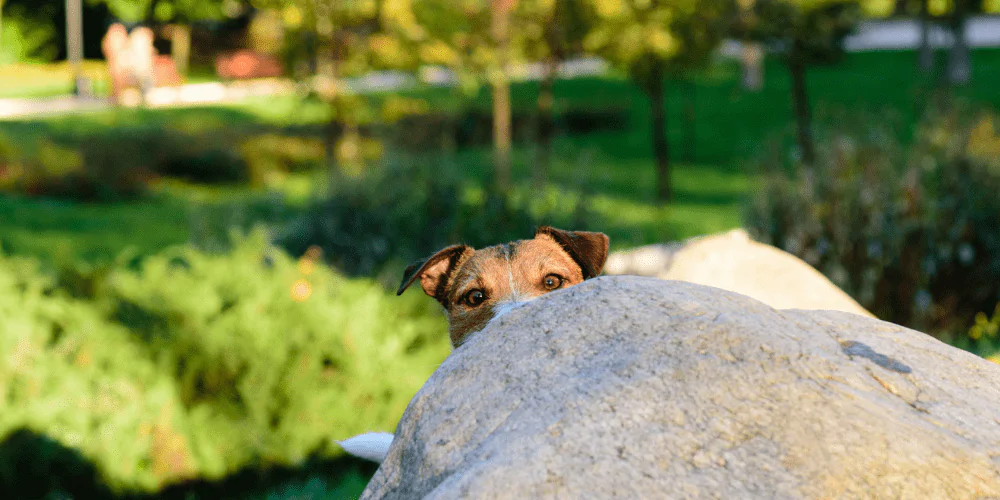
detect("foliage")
(105, 230), (451, 478)
(0, 253), (188, 492)
(580, 0), (735, 201)
(746, 100), (1000, 342)
(513, 0), (590, 64)
(735, 0), (860, 65)
(0, 234), (450, 494)
(96, 0), (230, 23)
(0, 133), (154, 202)
(0, 2), (60, 64)
(379, 0), (498, 92)
(582, 0), (734, 87)
(0, 127), (325, 200)
(278, 152), (596, 278)
(966, 303), (1000, 360)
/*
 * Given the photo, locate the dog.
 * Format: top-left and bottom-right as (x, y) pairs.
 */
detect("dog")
(338, 226), (610, 463)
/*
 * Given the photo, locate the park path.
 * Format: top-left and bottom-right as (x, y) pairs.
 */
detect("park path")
(1, 15), (999, 121)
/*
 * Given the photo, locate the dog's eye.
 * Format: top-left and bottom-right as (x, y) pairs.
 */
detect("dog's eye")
(542, 274), (564, 291)
(463, 289), (486, 307)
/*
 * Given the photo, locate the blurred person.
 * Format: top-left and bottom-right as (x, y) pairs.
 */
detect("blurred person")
(128, 27), (156, 98)
(101, 23), (131, 103)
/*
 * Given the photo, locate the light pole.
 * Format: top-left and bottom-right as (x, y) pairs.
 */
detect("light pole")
(66, 0), (84, 95)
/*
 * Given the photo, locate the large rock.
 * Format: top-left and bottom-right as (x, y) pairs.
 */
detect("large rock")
(603, 229), (874, 318)
(362, 276), (1000, 499)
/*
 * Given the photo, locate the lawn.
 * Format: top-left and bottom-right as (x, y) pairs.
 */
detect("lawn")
(2, 49), (1000, 266)
(0, 61), (111, 98)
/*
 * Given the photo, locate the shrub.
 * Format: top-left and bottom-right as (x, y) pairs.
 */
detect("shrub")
(0, 129), (319, 201)
(746, 102), (1000, 341)
(277, 153), (595, 279)
(104, 231), (450, 478)
(963, 303), (1000, 359)
(0, 233), (450, 494)
(0, 253), (188, 493)
(0, 131), (156, 202)
(238, 134), (326, 187)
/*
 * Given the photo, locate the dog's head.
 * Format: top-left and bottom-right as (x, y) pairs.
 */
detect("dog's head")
(397, 226), (609, 347)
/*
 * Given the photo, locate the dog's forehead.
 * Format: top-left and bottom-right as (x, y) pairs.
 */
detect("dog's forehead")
(454, 237), (576, 278)
(474, 237), (567, 262)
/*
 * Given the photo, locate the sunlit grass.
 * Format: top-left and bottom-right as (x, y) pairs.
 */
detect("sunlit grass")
(0, 194), (190, 263)
(0, 60), (110, 98)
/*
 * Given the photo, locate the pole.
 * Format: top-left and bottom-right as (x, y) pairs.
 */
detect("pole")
(66, 0), (83, 95)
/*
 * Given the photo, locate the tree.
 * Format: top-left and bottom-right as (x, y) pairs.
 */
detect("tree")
(0, 0), (5, 59)
(253, 0), (382, 170)
(735, 0), (859, 165)
(918, 0), (934, 74)
(490, 0), (515, 193)
(384, 0), (519, 194)
(583, 0), (733, 202)
(513, 0), (589, 186)
(947, 0), (970, 85)
(737, 0), (764, 91)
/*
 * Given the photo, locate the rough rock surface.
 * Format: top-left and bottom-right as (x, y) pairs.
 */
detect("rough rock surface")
(603, 229), (874, 318)
(362, 276), (1000, 499)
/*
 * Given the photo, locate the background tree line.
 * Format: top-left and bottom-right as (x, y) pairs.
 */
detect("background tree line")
(0, 0), (989, 201)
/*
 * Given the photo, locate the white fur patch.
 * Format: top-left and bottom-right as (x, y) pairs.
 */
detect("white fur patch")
(338, 432), (394, 463)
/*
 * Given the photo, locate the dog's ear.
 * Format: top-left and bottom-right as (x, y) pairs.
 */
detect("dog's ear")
(534, 226), (610, 279)
(397, 245), (474, 303)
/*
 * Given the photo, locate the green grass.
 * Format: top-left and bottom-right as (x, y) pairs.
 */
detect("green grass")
(2, 49), (1000, 265)
(0, 61), (226, 99)
(0, 195), (191, 263)
(0, 61), (111, 98)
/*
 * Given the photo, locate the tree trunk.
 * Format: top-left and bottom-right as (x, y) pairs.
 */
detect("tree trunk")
(737, 0), (762, 91)
(788, 53), (815, 166)
(947, 0), (971, 85)
(741, 42), (764, 91)
(314, 0), (341, 168)
(492, 79), (512, 192)
(535, 54), (557, 188)
(491, 0), (515, 194)
(647, 62), (671, 203)
(0, 0), (5, 58)
(918, 0), (934, 74)
(683, 79), (696, 162)
(170, 24), (191, 79)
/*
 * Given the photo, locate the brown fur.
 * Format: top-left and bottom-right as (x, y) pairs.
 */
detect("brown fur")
(398, 227), (609, 346)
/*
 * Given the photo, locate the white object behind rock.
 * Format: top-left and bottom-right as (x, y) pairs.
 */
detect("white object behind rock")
(604, 229), (874, 318)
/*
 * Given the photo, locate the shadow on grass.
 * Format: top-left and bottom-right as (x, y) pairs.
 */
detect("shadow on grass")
(0, 428), (379, 500)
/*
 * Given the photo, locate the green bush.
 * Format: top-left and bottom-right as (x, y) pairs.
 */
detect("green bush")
(964, 303), (1000, 360)
(746, 101), (1000, 342)
(0, 129), (316, 201)
(0, 233), (450, 495)
(105, 231), (450, 477)
(239, 134), (326, 187)
(0, 253), (185, 492)
(278, 154), (594, 278)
